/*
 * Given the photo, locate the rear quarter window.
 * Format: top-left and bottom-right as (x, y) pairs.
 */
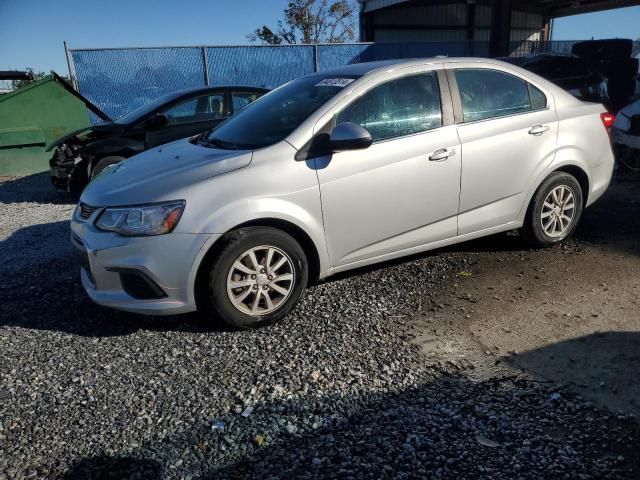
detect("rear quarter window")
(529, 84), (547, 110)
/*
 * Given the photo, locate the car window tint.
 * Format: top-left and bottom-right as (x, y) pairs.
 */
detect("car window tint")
(336, 72), (442, 142)
(232, 92), (261, 114)
(161, 94), (225, 124)
(529, 84), (547, 110)
(455, 69), (532, 122)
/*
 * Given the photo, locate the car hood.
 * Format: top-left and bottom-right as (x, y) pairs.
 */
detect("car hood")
(46, 122), (127, 151)
(80, 138), (252, 206)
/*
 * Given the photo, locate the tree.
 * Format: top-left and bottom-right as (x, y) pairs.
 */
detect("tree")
(11, 68), (46, 90)
(247, 0), (357, 45)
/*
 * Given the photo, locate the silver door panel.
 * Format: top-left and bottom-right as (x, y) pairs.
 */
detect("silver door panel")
(456, 110), (558, 235)
(317, 125), (461, 266)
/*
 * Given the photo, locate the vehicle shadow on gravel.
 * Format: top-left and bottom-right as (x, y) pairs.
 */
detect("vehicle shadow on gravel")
(0, 172), (76, 205)
(573, 175), (640, 257)
(322, 232), (528, 286)
(0, 275), (215, 337)
(63, 373), (640, 480)
(0, 221), (217, 337)
(504, 331), (640, 418)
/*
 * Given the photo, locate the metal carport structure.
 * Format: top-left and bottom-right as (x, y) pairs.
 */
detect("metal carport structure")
(359, 0), (640, 56)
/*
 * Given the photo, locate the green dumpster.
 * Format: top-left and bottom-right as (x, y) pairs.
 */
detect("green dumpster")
(0, 73), (106, 176)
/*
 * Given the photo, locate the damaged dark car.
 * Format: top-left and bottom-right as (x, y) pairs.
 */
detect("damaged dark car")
(500, 54), (609, 106)
(48, 86), (268, 193)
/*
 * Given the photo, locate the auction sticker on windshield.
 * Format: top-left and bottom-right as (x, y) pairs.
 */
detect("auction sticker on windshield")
(315, 78), (355, 88)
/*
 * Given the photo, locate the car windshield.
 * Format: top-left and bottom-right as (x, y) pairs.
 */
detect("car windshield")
(114, 91), (188, 124)
(201, 75), (358, 150)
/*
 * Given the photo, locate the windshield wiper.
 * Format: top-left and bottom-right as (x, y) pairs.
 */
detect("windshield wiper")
(198, 136), (239, 150)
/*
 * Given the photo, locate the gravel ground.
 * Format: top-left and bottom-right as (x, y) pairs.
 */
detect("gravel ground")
(0, 173), (638, 479)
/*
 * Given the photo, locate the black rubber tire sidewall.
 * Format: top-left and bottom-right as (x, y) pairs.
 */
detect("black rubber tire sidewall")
(207, 227), (308, 329)
(91, 156), (126, 179)
(523, 172), (583, 248)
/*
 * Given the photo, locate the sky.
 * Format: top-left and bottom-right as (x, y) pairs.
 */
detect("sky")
(1, 0), (639, 75)
(551, 6), (640, 41)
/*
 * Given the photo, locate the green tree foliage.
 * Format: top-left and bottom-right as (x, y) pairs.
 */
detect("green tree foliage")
(247, 0), (357, 45)
(11, 68), (46, 90)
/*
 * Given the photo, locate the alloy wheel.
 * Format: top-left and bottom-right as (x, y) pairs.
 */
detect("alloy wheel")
(226, 245), (295, 316)
(540, 185), (576, 238)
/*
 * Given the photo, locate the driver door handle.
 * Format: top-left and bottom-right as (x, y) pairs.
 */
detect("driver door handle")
(528, 124), (550, 136)
(429, 148), (456, 162)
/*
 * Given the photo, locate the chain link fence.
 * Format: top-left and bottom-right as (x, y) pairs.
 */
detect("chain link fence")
(68, 40), (581, 121)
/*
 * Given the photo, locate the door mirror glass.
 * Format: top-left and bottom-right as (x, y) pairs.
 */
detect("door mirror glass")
(330, 122), (373, 152)
(147, 113), (168, 130)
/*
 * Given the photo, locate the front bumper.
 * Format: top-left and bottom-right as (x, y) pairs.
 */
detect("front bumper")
(50, 163), (72, 191)
(71, 211), (219, 315)
(49, 145), (89, 193)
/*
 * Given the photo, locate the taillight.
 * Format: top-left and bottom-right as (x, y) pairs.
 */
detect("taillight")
(600, 112), (615, 129)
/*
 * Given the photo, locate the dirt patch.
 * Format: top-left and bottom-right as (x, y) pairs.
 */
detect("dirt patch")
(413, 176), (640, 417)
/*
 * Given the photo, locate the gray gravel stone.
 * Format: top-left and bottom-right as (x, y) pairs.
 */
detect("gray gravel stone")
(0, 174), (638, 479)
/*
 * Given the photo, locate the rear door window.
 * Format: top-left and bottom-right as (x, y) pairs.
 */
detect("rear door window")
(160, 94), (225, 124)
(336, 72), (442, 142)
(455, 69), (532, 122)
(231, 91), (262, 114)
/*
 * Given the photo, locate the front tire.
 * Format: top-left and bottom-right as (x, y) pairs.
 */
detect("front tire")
(205, 227), (308, 329)
(91, 156), (126, 178)
(522, 172), (583, 247)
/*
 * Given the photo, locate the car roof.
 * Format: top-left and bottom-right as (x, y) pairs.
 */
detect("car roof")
(168, 85), (269, 99)
(112, 85), (270, 126)
(316, 57), (519, 77)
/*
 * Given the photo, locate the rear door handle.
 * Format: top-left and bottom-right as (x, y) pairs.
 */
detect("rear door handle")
(528, 124), (550, 135)
(429, 148), (456, 162)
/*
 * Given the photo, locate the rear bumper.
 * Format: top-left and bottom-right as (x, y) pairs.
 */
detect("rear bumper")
(71, 215), (219, 316)
(586, 149), (615, 208)
(612, 128), (640, 150)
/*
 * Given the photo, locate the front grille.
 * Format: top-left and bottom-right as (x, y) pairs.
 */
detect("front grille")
(77, 202), (97, 220)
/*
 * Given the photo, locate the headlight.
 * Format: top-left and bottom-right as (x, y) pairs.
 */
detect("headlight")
(95, 200), (185, 236)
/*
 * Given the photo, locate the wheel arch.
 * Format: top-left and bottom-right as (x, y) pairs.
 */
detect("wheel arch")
(520, 161), (591, 223)
(552, 164), (590, 207)
(193, 218), (324, 312)
(90, 155), (127, 177)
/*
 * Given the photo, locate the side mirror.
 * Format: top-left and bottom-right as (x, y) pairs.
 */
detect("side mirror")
(329, 122), (373, 152)
(147, 113), (168, 130)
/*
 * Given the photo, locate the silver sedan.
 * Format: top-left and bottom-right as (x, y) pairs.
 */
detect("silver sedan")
(72, 58), (614, 328)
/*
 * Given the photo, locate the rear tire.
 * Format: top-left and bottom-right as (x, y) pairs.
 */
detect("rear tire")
(91, 156), (126, 178)
(521, 172), (583, 247)
(204, 227), (308, 329)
